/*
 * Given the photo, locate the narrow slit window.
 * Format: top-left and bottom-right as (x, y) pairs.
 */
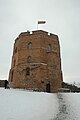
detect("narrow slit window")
(27, 42), (32, 49)
(26, 68), (30, 75)
(48, 44), (52, 52)
(27, 56), (32, 63)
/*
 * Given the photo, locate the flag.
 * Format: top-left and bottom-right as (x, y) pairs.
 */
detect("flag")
(38, 21), (46, 24)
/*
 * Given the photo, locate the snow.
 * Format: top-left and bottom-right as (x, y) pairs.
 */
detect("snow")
(54, 93), (80, 120)
(62, 93), (80, 120)
(0, 88), (58, 120)
(65, 81), (80, 88)
(0, 88), (80, 120)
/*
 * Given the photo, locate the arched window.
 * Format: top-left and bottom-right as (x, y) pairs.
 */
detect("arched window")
(27, 42), (32, 49)
(27, 56), (32, 63)
(48, 44), (52, 52)
(26, 68), (30, 75)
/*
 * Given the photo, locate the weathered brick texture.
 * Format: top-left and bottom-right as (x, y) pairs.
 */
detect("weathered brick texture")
(8, 30), (63, 92)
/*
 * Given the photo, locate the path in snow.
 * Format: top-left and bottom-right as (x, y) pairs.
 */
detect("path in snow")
(52, 93), (80, 120)
(53, 93), (69, 120)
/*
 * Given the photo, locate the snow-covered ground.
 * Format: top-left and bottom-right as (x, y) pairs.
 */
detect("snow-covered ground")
(61, 93), (80, 120)
(0, 88), (58, 120)
(0, 88), (80, 120)
(53, 93), (80, 120)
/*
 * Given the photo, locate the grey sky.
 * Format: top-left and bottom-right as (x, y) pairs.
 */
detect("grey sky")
(0, 0), (80, 83)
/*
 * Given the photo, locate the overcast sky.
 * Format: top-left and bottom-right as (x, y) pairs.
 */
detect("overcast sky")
(0, 0), (80, 83)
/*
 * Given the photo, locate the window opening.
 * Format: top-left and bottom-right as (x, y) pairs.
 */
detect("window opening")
(48, 44), (52, 52)
(27, 42), (32, 49)
(26, 68), (30, 75)
(27, 56), (32, 63)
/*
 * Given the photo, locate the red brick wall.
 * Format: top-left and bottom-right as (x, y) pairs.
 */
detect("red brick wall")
(9, 30), (63, 92)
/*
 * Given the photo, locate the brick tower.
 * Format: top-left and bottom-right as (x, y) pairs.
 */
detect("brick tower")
(8, 30), (63, 92)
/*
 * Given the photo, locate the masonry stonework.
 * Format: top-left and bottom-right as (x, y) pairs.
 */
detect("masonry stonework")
(8, 30), (63, 92)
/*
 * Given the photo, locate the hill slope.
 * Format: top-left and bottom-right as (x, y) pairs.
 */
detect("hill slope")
(0, 88), (80, 120)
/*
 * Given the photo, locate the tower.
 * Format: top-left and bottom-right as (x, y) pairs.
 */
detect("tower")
(9, 30), (63, 92)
